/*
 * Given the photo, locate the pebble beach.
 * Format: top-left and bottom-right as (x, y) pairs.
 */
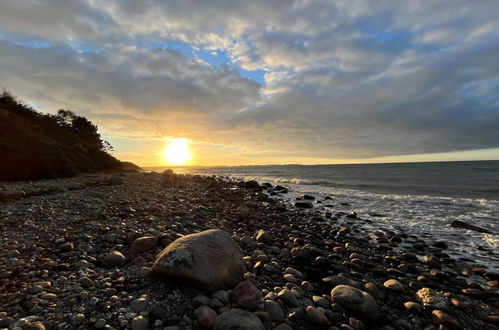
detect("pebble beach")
(1, 171), (498, 330)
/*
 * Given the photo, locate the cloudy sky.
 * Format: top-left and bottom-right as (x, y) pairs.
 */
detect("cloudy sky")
(1, 1), (499, 166)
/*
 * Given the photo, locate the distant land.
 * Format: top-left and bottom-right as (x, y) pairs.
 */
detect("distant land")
(0, 90), (140, 181)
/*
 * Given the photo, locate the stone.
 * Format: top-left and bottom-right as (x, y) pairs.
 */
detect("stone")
(331, 285), (380, 319)
(264, 300), (285, 322)
(0, 190), (24, 201)
(230, 280), (262, 310)
(306, 306), (329, 325)
(102, 251), (126, 268)
(431, 310), (462, 329)
(274, 323), (293, 330)
(450, 220), (491, 234)
(295, 200), (313, 208)
(109, 176), (125, 185)
(483, 315), (499, 326)
(404, 301), (424, 314)
(277, 288), (301, 307)
(79, 277), (94, 288)
(71, 314), (85, 326)
(194, 306), (217, 328)
(214, 309), (264, 330)
(256, 230), (273, 244)
(433, 241), (448, 249)
(313, 295), (330, 308)
(130, 296), (148, 312)
(131, 236), (157, 253)
(364, 283), (384, 299)
(25, 322), (45, 330)
(384, 279), (405, 292)
(244, 180), (261, 189)
(131, 316), (148, 330)
(416, 288), (448, 310)
(285, 267), (304, 279)
(94, 319), (106, 328)
(151, 229), (244, 290)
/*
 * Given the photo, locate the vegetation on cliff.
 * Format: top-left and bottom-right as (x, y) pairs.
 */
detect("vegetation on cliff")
(0, 90), (140, 181)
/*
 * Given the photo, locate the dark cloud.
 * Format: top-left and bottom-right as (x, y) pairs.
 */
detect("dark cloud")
(1, 0), (498, 160)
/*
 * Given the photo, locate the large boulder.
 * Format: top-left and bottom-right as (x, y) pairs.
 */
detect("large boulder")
(214, 309), (264, 330)
(151, 229), (244, 290)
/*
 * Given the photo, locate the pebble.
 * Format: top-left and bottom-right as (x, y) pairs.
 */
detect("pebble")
(131, 316), (148, 330)
(312, 295), (330, 308)
(195, 306), (217, 327)
(277, 288), (301, 307)
(94, 318), (106, 328)
(404, 301), (425, 314)
(384, 279), (405, 292)
(230, 280), (262, 310)
(264, 300), (285, 322)
(306, 306), (330, 325)
(431, 310), (462, 329)
(102, 250), (126, 268)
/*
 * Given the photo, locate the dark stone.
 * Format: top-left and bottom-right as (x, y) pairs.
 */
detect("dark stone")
(450, 220), (491, 234)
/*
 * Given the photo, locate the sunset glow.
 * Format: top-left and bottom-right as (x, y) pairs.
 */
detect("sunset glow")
(163, 139), (192, 165)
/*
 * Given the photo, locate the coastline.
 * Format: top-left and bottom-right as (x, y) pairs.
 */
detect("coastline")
(1, 172), (498, 329)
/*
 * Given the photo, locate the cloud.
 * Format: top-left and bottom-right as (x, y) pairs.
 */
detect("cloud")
(1, 0), (499, 162)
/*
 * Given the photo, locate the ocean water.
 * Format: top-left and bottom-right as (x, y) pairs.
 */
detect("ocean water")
(160, 161), (499, 271)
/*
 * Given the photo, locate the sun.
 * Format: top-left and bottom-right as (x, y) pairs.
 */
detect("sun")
(163, 139), (192, 165)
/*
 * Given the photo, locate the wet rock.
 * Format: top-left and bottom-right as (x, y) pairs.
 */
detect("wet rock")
(331, 285), (380, 319)
(194, 306), (217, 328)
(416, 288), (448, 310)
(244, 180), (261, 190)
(214, 309), (264, 330)
(295, 201), (314, 208)
(102, 250), (126, 268)
(306, 306), (329, 325)
(433, 241), (448, 249)
(230, 280), (262, 310)
(151, 229), (244, 290)
(431, 310), (462, 329)
(131, 236), (157, 253)
(450, 220), (491, 234)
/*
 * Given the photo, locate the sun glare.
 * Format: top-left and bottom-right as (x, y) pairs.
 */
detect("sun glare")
(163, 139), (192, 165)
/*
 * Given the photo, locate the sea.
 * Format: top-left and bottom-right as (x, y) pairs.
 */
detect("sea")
(152, 160), (499, 272)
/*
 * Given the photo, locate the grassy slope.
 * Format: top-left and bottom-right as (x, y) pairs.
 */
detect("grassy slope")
(0, 105), (140, 181)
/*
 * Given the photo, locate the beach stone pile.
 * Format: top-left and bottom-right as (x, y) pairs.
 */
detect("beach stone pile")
(0, 172), (498, 329)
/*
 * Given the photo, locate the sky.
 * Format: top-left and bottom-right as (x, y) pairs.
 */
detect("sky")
(1, 0), (499, 166)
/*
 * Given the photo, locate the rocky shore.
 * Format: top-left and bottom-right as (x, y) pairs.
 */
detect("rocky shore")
(1, 171), (498, 330)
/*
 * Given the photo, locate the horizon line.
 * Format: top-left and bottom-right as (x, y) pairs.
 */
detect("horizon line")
(140, 158), (499, 169)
